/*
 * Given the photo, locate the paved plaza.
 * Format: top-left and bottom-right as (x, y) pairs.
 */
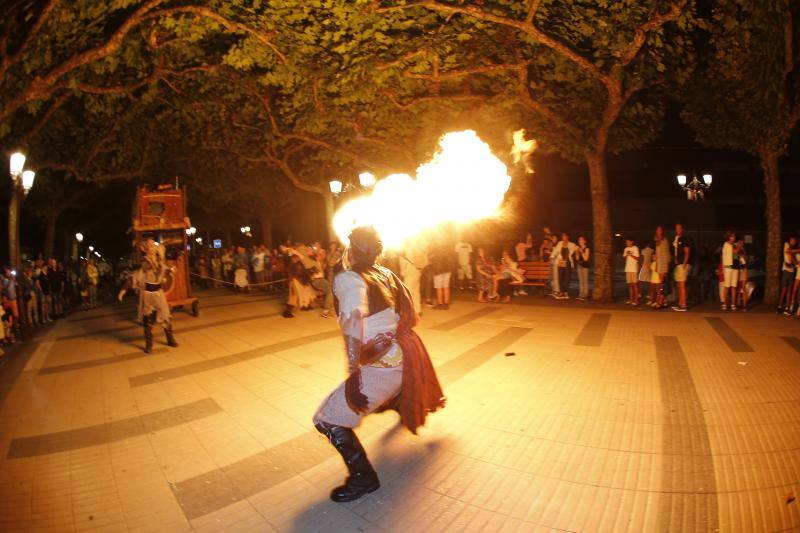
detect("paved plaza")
(1, 288), (800, 532)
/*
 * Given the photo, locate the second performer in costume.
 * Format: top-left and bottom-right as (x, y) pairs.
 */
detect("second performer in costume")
(132, 239), (179, 353)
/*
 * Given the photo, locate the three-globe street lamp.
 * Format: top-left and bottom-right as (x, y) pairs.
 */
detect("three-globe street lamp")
(8, 152), (36, 268)
(676, 173), (712, 201)
(240, 225), (252, 238)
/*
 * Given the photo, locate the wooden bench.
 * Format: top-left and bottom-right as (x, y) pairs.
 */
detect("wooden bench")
(510, 261), (551, 288)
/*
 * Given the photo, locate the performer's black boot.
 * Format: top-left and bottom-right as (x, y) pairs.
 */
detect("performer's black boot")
(143, 315), (153, 354)
(315, 422), (380, 502)
(164, 326), (178, 348)
(282, 304), (295, 318)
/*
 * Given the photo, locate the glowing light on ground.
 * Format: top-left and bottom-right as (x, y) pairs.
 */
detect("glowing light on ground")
(334, 130), (521, 249)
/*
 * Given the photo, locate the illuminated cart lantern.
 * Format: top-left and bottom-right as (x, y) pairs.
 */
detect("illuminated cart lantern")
(132, 183), (199, 317)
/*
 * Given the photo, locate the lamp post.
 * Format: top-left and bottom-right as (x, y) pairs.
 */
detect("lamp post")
(8, 152), (27, 268)
(72, 232), (84, 260)
(676, 172), (712, 201)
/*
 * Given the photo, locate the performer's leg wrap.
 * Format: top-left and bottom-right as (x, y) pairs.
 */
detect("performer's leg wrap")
(314, 421), (379, 502)
(143, 313), (154, 354)
(164, 321), (178, 348)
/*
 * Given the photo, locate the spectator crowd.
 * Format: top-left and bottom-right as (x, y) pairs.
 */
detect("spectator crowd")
(7, 223), (799, 349)
(1, 255), (117, 347)
(200, 224), (800, 318)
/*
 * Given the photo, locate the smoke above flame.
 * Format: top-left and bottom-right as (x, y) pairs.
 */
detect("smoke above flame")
(511, 129), (537, 174)
(333, 130), (519, 249)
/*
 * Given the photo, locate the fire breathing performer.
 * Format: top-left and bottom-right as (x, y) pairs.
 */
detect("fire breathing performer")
(132, 239), (179, 353)
(313, 226), (445, 502)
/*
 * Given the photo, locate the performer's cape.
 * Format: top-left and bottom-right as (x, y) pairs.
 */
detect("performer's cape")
(391, 272), (446, 433)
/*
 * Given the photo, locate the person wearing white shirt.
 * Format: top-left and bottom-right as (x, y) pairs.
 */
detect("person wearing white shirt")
(453, 241), (473, 290)
(252, 246), (266, 286)
(552, 233), (578, 299)
(721, 231), (739, 310)
(623, 239), (640, 305)
(399, 242), (428, 314)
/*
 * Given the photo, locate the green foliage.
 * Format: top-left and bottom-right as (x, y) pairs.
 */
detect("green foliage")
(681, 0), (799, 155)
(0, 0), (697, 211)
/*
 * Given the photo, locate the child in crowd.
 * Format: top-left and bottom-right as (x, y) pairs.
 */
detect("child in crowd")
(1, 294), (15, 345)
(623, 238), (640, 305)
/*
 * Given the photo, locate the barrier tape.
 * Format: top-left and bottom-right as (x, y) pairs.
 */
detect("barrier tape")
(190, 272), (287, 288)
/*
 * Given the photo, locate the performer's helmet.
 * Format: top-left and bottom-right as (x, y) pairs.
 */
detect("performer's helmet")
(347, 226), (383, 267)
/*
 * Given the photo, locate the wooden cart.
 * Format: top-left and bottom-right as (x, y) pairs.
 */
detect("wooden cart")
(132, 184), (199, 317)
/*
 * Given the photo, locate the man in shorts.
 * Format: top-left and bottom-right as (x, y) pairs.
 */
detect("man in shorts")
(432, 244), (454, 310)
(721, 231), (739, 311)
(453, 240), (473, 290)
(672, 223), (692, 312)
(623, 238), (640, 305)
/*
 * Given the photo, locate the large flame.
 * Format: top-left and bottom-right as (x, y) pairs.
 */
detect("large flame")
(333, 130), (518, 249)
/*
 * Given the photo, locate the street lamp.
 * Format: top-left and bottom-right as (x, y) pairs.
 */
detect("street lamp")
(358, 172), (376, 188)
(8, 151), (32, 269)
(240, 225), (252, 237)
(186, 226), (197, 236)
(9, 152), (25, 177)
(330, 172), (378, 197)
(676, 172), (712, 201)
(89, 245), (95, 252)
(21, 170), (35, 195)
(75, 232), (84, 242)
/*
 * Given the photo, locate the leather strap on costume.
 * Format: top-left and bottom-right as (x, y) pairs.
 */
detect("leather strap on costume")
(145, 282), (162, 292)
(359, 332), (394, 365)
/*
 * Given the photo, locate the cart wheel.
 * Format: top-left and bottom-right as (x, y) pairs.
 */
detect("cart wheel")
(192, 301), (200, 317)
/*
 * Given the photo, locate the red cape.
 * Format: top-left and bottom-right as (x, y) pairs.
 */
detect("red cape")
(390, 272), (446, 434)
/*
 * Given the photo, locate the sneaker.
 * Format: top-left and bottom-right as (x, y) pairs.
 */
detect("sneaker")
(625, 300), (632, 305)
(562, 293), (569, 300)
(282, 310), (294, 318)
(731, 305), (737, 311)
(674, 307), (687, 312)
(784, 310), (792, 316)
(721, 304), (727, 311)
(321, 310), (331, 318)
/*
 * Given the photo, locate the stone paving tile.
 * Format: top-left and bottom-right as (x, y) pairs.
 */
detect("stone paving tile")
(573, 312), (612, 346)
(128, 330), (339, 387)
(704, 316), (754, 353)
(6, 398), (222, 459)
(430, 306), (499, 331)
(3, 290), (800, 531)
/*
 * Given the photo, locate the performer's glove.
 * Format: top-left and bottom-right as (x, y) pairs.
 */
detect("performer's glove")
(345, 369), (369, 413)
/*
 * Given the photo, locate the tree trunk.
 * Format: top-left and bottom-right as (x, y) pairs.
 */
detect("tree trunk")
(224, 226), (233, 248)
(323, 191), (336, 244)
(44, 211), (59, 260)
(586, 152), (614, 302)
(760, 148), (782, 306)
(7, 185), (20, 267)
(259, 211), (273, 249)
